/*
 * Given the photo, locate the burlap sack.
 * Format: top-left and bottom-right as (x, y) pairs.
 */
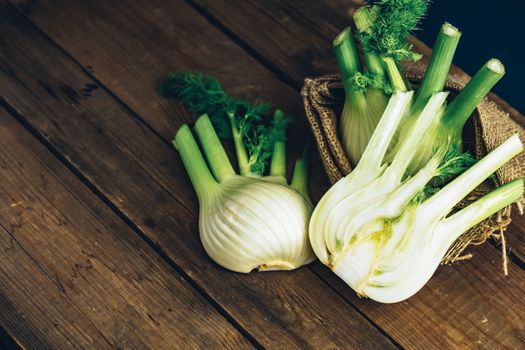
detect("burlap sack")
(301, 62), (525, 270)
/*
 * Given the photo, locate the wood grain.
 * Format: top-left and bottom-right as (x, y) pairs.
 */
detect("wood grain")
(0, 1), (396, 348)
(0, 102), (252, 348)
(190, 0), (346, 87)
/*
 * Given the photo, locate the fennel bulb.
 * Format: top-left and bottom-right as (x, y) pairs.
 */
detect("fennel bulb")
(164, 73), (315, 273)
(334, 27), (389, 166)
(309, 91), (523, 303)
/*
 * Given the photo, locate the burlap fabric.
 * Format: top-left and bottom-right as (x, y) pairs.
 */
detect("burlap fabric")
(301, 62), (525, 268)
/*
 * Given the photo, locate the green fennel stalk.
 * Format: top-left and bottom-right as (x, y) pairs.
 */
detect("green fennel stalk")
(412, 22), (462, 114)
(396, 58), (506, 175)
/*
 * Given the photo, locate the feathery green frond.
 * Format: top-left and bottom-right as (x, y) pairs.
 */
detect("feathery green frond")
(245, 124), (274, 175)
(434, 144), (477, 183)
(423, 144), (477, 196)
(160, 72), (283, 176)
(349, 72), (393, 93)
(359, 0), (429, 63)
(159, 72), (232, 137)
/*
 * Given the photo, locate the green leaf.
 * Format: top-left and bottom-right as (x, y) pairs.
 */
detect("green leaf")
(160, 71), (281, 176)
(358, 0), (429, 63)
(349, 71), (393, 93)
(159, 72), (233, 138)
(423, 144), (477, 195)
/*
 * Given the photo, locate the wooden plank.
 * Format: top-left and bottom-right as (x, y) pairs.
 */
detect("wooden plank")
(9, 0), (302, 140)
(8, 0), (525, 347)
(508, 215), (525, 263)
(0, 1), (396, 348)
(189, 0), (346, 87)
(9, 0), (331, 200)
(0, 109), (252, 348)
(187, 0), (525, 260)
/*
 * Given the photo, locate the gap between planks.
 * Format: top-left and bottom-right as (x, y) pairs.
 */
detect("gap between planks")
(185, 0), (301, 91)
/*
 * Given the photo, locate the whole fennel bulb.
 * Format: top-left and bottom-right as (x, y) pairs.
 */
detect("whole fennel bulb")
(174, 113), (314, 273)
(163, 72), (315, 272)
(309, 91), (523, 303)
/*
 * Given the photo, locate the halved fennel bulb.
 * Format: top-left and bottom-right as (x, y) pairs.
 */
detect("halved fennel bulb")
(309, 91), (523, 303)
(174, 114), (315, 273)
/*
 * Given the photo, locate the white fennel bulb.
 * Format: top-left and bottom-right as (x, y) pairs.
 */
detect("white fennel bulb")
(174, 114), (314, 273)
(334, 27), (390, 166)
(310, 91), (523, 303)
(199, 175), (313, 272)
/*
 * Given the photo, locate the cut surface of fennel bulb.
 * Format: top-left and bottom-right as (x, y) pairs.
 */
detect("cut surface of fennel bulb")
(309, 91), (524, 303)
(174, 114), (315, 273)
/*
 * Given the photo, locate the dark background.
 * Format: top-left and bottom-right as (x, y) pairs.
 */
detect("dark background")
(0, 327), (18, 349)
(417, 0), (524, 113)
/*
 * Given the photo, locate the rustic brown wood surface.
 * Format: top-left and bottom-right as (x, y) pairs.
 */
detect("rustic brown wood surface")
(0, 89), (252, 348)
(0, 0), (524, 348)
(0, 0), (395, 348)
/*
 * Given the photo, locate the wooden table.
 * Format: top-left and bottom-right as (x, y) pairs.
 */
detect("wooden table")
(0, 0), (523, 348)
